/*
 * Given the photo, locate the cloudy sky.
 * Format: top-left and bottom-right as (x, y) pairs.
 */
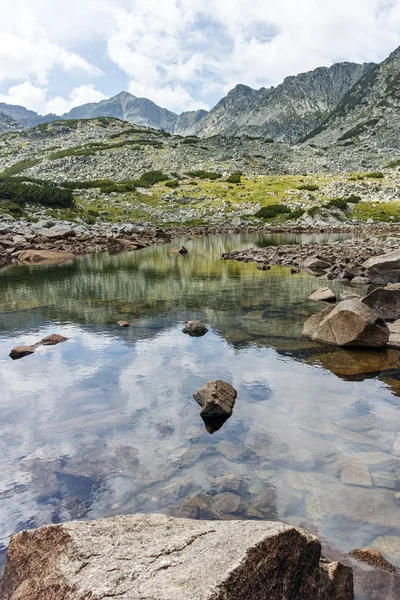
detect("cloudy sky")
(0, 0), (399, 115)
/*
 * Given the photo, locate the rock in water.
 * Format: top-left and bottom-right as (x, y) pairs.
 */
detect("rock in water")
(303, 257), (332, 270)
(193, 380), (237, 417)
(193, 380), (237, 433)
(40, 334), (68, 346)
(9, 345), (36, 360)
(182, 320), (209, 336)
(0, 514), (354, 600)
(363, 249), (400, 284)
(118, 321), (130, 328)
(308, 287), (337, 302)
(169, 245), (188, 255)
(303, 299), (389, 347)
(349, 547), (398, 574)
(362, 283), (400, 321)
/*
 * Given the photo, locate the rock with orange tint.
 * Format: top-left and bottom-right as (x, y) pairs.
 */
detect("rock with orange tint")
(18, 249), (75, 265)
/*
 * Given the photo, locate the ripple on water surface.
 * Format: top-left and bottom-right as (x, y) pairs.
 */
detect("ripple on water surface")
(0, 232), (399, 599)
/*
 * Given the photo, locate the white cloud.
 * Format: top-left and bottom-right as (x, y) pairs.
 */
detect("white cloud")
(45, 85), (108, 115)
(0, 83), (107, 115)
(1, 0), (400, 112)
(0, 82), (47, 112)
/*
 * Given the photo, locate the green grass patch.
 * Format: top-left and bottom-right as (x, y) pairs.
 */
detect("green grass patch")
(0, 159), (42, 177)
(297, 183), (319, 191)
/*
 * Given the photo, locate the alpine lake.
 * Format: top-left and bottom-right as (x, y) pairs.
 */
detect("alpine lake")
(1, 231), (400, 599)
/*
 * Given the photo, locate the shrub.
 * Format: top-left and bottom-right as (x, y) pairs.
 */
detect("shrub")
(255, 204), (291, 219)
(386, 159), (400, 168)
(0, 178), (74, 208)
(326, 198), (349, 211)
(226, 172), (242, 184)
(365, 172), (384, 179)
(136, 170), (169, 187)
(165, 180), (179, 188)
(297, 183), (319, 191)
(287, 208), (305, 220)
(186, 170), (221, 180)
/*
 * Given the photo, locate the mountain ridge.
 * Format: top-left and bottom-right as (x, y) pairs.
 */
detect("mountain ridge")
(0, 47), (399, 148)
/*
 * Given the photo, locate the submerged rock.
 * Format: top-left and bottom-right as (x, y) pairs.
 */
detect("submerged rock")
(9, 345), (36, 360)
(169, 245), (188, 255)
(303, 299), (390, 347)
(182, 320), (209, 337)
(0, 514), (354, 600)
(18, 249), (75, 264)
(349, 547), (398, 574)
(309, 287), (336, 302)
(362, 283), (400, 321)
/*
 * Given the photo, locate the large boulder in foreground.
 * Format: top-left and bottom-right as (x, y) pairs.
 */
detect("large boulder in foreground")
(303, 299), (389, 347)
(362, 283), (400, 321)
(0, 514), (354, 600)
(363, 249), (400, 284)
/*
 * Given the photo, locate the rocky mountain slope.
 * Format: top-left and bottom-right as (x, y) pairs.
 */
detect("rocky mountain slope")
(304, 47), (400, 151)
(187, 63), (375, 142)
(0, 112), (23, 134)
(0, 59), (379, 141)
(65, 91), (178, 131)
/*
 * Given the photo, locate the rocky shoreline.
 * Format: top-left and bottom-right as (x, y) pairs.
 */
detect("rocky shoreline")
(222, 232), (400, 285)
(2, 215), (400, 269)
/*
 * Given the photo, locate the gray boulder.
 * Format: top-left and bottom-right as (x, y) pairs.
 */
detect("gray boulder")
(303, 257), (332, 270)
(308, 287), (336, 302)
(0, 514), (354, 600)
(362, 283), (400, 321)
(303, 299), (389, 347)
(363, 249), (400, 284)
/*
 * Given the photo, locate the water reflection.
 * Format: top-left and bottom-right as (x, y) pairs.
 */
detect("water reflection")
(0, 232), (399, 599)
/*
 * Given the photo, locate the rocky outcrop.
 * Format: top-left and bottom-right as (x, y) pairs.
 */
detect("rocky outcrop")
(303, 299), (390, 347)
(0, 514), (354, 600)
(363, 249), (400, 284)
(362, 283), (400, 320)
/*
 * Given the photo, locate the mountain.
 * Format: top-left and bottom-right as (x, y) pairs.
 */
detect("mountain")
(0, 103), (57, 127)
(188, 63), (375, 141)
(0, 112), (24, 133)
(64, 91), (178, 132)
(304, 47), (400, 150)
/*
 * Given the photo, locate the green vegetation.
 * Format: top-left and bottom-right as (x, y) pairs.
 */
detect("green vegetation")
(354, 201), (400, 222)
(136, 170), (169, 187)
(226, 172), (242, 184)
(165, 180), (179, 188)
(186, 170), (221, 180)
(255, 204), (291, 219)
(386, 159), (400, 168)
(287, 208), (305, 220)
(297, 183), (319, 191)
(60, 179), (136, 193)
(0, 178), (74, 209)
(365, 172), (384, 179)
(0, 159), (42, 177)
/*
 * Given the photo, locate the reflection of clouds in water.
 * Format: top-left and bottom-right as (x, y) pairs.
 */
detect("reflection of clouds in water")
(1, 319), (400, 570)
